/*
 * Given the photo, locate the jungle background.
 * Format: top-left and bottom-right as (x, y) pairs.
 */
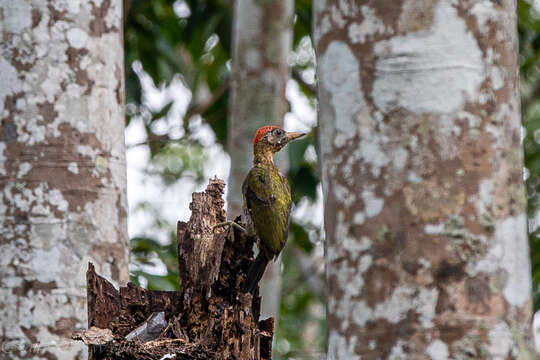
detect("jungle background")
(124, 0), (540, 358)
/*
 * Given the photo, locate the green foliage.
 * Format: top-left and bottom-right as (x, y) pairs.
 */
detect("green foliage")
(130, 234), (180, 291)
(288, 130), (320, 202)
(293, 0), (313, 47)
(290, 222), (314, 253)
(125, 0), (232, 142)
(276, 243), (326, 360)
(149, 141), (206, 184)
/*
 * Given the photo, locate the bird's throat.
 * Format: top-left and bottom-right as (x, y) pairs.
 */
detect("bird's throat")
(253, 149), (274, 167)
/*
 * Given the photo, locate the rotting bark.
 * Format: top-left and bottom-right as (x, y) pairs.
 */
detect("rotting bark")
(314, 0), (533, 358)
(83, 179), (273, 360)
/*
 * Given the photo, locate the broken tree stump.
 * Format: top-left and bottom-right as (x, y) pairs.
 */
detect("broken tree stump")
(82, 178), (273, 359)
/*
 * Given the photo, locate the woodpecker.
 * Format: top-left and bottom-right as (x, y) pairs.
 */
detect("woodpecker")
(240, 126), (305, 292)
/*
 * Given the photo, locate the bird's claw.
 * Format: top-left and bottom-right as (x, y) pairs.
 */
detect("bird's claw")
(213, 221), (247, 234)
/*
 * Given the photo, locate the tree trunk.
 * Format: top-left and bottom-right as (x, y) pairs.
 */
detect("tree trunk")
(81, 179), (273, 360)
(314, 0), (534, 358)
(227, 0), (294, 319)
(0, 1), (128, 358)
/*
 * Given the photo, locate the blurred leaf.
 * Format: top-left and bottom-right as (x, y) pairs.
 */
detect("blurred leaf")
(294, 0), (313, 46)
(289, 164), (319, 201)
(290, 221), (313, 253)
(148, 141), (206, 183)
(131, 236), (163, 253)
(131, 270), (180, 291)
(288, 136), (310, 173)
(276, 243), (326, 359)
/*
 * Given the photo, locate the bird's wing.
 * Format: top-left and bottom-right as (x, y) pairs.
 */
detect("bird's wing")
(243, 167), (292, 258)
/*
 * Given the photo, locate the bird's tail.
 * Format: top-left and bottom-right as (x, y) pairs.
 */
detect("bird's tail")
(242, 252), (270, 293)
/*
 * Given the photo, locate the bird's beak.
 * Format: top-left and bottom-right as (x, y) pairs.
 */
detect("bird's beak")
(285, 131), (306, 143)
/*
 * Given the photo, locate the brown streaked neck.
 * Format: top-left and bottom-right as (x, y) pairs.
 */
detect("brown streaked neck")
(253, 145), (276, 167)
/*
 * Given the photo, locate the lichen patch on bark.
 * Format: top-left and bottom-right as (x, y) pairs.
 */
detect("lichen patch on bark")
(372, 1), (484, 115)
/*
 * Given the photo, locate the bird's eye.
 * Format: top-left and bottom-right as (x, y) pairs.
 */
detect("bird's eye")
(274, 129), (284, 136)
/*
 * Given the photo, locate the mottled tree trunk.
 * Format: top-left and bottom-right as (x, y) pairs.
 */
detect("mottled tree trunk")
(227, 0), (294, 319)
(0, 1), (129, 359)
(314, 0), (533, 358)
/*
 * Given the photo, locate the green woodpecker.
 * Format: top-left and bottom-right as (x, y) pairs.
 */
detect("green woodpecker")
(241, 125), (305, 292)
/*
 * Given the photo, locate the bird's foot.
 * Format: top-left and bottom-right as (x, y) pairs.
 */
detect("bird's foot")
(213, 221), (247, 234)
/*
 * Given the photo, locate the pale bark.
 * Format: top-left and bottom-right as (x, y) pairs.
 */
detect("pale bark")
(0, 1), (129, 359)
(314, 0), (533, 358)
(227, 0), (293, 318)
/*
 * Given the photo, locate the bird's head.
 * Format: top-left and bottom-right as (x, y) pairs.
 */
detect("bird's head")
(253, 126), (305, 154)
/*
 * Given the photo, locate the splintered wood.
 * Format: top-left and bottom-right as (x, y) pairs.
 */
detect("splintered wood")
(84, 178), (273, 360)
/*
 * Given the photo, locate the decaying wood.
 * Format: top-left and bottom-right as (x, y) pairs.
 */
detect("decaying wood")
(83, 178), (273, 359)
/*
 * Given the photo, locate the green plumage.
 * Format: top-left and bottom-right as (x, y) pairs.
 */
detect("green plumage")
(243, 163), (292, 258)
(240, 126), (304, 292)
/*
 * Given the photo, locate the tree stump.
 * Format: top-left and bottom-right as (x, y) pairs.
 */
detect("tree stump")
(81, 178), (273, 359)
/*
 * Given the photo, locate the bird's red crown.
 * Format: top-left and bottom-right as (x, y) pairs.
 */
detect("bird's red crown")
(253, 125), (280, 147)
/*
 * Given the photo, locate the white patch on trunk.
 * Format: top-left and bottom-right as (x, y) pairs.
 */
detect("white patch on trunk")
(327, 331), (361, 360)
(362, 189), (384, 218)
(68, 162), (79, 174)
(67, 0), (82, 14)
(350, 286), (438, 330)
(77, 145), (98, 159)
(372, 1), (484, 114)
(391, 147), (408, 172)
(471, 1), (498, 34)
(490, 66), (504, 90)
(32, 247), (63, 283)
(487, 321), (513, 358)
(424, 223), (444, 235)
(351, 300), (372, 327)
(233, 0), (262, 47)
(17, 162), (32, 177)
(348, 6), (387, 44)
(479, 179), (494, 207)
(375, 286), (438, 327)
(476, 214), (531, 306)
(318, 41), (365, 146)
(473, 178), (494, 215)
(244, 48), (261, 69)
(0, 57), (23, 114)
(343, 235), (371, 261)
(330, 5), (346, 28)
(426, 340), (449, 360)
(408, 171), (422, 184)
(314, 14), (332, 45)
(353, 212), (365, 225)
(334, 183), (356, 208)
(66, 28), (89, 49)
(359, 138), (390, 177)
(41, 66), (68, 104)
(0, 1), (32, 33)
(389, 340), (407, 360)
(49, 189), (69, 212)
